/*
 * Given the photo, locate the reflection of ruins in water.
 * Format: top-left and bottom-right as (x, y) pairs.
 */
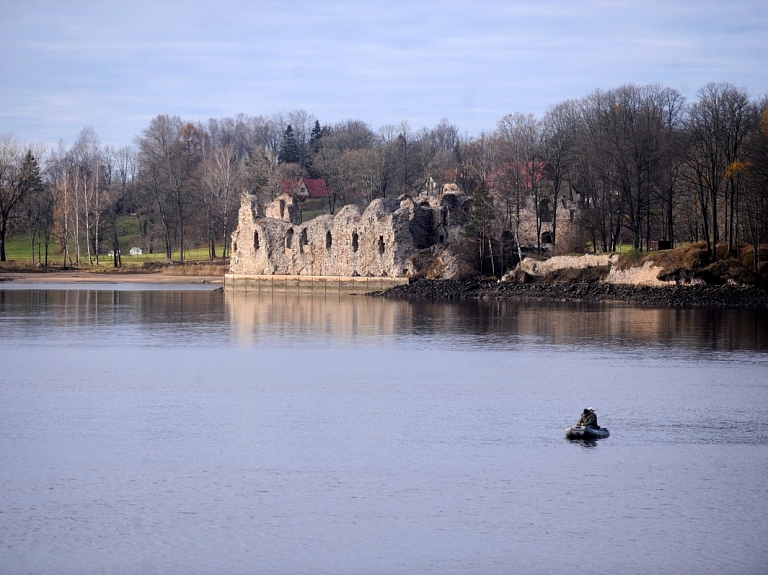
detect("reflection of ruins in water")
(2, 288), (764, 352)
(225, 292), (417, 346)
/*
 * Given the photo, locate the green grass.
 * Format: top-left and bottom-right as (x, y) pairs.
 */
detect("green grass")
(2, 214), (228, 268)
(2, 234), (36, 261)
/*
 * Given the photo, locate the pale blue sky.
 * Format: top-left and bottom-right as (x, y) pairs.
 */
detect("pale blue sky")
(2, 0), (766, 148)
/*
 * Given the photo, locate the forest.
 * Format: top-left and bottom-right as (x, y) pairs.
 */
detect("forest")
(1, 82), (767, 271)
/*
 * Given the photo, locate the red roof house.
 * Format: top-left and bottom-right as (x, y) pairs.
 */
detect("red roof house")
(281, 178), (330, 200)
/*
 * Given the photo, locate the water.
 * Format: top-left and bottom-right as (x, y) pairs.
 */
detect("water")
(1, 285), (767, 575)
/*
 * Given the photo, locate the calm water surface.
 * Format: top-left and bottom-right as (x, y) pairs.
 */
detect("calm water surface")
(1, 285), (767, 575)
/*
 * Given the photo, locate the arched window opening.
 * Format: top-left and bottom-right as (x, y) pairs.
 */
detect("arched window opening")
(539, 199), (552, 223)
(326, 231), (333, 249)
(438, 235), (444, 244)
(541, 231), (553, 244)
(279, 200), (286, 219)
(378, 235), (385, 255)
(299, 228), (308, 252)
(285, 228), (294, 249)
(352, 232), (359, 252)
(253, 231), (260, 251)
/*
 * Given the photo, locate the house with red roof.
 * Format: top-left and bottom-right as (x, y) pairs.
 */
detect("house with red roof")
(280, 178), (330, 200)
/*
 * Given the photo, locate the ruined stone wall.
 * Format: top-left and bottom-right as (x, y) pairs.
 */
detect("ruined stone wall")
(231, 190), (587, 279)
(514, 196), (584, 254)
(263, 193), (301, 223)
(230, 193), (470, 278)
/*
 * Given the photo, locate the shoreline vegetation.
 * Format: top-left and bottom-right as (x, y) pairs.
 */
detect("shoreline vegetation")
(2, 243), (767, 308)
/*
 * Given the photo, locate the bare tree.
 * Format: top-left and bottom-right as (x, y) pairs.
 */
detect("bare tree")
(136, 116), (202, 261)
(243, 145), (276, 213)
(100, 145), (126, 267)
(541, 101), (578, 245)
(202, 144), (242, 258)
(683, 83), (754, 259)
(494, 113), (544, 252)
(571, 95), (622, 252)
(312, 145), (348, 212)
(457, 132), (496, 195)
(743, 97), (768, 271)
(68, 128), (104, 264)
(309, 120), (382, 205)
(413, 120), (460, 194)
(654, 88), (687, 248)
(345, 147), (387, 204)
(0, 136), (45, 261)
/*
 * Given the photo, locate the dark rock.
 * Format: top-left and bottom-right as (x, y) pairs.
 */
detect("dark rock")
(374, 279), (768, 309)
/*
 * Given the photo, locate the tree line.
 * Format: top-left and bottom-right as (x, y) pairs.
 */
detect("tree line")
(1, 82), (766, 269)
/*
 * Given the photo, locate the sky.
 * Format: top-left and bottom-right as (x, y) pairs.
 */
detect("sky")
(1, 0), (766, 149)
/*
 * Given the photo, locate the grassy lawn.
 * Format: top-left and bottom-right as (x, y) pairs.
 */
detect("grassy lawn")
(2, 216), (228, 270)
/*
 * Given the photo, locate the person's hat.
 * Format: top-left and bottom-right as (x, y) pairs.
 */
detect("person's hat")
(588, 407), (595, 411)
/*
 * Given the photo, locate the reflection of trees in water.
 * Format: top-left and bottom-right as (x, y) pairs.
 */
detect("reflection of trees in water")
(5, 289), (764, 353)
(4, 288), (226, 330)
(462, 300), (767, 352)
(225, 293), (767, 352)
(390, 299), (767, 352)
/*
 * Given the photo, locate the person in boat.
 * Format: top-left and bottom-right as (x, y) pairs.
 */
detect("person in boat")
(577, 408), (590, 426)
(583, 407), (599, 429)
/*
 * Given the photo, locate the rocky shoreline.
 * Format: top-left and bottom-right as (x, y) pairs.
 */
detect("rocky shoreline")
(376, 279), (768, 309)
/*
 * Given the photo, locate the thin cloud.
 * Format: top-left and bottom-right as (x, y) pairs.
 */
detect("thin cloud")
(1, 0), (766, 147)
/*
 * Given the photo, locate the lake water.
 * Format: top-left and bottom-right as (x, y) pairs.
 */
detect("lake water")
(1, 285), (767, 575)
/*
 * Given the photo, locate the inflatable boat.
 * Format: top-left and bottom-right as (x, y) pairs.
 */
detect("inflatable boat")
(565, 425), (610, 439)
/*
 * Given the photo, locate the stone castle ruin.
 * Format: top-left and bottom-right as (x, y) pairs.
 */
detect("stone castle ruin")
(226, 185), (584, 291)
(228, 190), (472, 280)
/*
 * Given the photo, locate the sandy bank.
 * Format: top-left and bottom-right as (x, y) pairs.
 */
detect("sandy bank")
(0, 271), (224, 285)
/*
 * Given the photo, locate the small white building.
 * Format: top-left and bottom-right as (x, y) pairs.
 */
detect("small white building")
(129, 247), (142, 256)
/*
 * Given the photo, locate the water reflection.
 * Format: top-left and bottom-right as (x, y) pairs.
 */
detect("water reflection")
(1, 288), (766, 352)
(566, 438), (599, 448)
(225, 291), (416, 346)
(225, 292), (768, 353)
(2, 286), (767, 575)
(0, 288), (227, 346)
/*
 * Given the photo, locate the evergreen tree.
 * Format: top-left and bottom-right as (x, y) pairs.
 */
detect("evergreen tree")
(278, 125), (300, 164)
(309, 120), (323, 149)
(305, 120), (325, 177)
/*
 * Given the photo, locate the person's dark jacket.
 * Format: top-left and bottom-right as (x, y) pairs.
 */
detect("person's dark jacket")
(583, 411), (598, 428)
